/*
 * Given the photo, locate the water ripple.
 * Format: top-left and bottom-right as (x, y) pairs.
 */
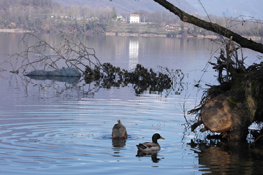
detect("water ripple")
(0, 97), (199, 174)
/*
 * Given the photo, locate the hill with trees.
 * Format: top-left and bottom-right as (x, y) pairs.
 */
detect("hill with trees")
(0, 0), (262, 38)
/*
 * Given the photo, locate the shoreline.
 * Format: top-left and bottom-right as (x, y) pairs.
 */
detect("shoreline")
(106, 32), (222, 39)
(0, 29), (32, 33)
(106, 32), (262, 40)
(0, 29), (261, 41)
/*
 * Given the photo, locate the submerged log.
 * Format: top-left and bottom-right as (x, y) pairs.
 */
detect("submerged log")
(26, 67), (81, 77)
(201, 96), (232, 132)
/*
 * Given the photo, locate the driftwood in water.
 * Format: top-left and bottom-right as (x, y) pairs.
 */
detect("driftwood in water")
(192, 64), (263, 141)
(190, 38), (263, 142)
(26, 67), (81, 77)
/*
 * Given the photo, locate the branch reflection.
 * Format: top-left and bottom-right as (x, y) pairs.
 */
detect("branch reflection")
(84, 63), (186, 97)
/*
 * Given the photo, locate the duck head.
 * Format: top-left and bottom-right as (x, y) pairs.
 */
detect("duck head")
(152, 133), (165, 143)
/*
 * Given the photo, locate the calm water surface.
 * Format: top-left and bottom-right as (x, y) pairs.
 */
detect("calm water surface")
(0, 33), (261, 174)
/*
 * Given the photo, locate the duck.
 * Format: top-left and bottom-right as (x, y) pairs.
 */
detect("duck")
(112, 120), (127, 139)
(136, 133), (165, 151)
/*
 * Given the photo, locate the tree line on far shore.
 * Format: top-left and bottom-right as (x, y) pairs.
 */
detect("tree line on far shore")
(0, 0), (262, 38)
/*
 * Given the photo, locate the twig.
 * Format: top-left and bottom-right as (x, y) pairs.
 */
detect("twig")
(8, 33), (103, 74)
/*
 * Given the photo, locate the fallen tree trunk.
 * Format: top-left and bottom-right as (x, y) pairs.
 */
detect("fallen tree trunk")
(194, 65), (263, 141)
(187, 34), (263, 142)
(25, 67), (81, 77)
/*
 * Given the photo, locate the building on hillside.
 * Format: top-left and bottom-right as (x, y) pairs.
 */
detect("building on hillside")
(116, 15), (125, 21)
(165, 24), (189, 31)
(129, 14), (140, 23)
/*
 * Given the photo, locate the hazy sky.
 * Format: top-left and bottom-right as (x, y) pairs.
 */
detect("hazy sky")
(186, 0), (263, 19)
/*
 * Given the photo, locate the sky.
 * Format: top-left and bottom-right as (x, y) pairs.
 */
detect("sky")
(186, 0), (263, 20)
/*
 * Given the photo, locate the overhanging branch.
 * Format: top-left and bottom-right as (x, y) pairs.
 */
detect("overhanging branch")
(154, 0), (263, 54)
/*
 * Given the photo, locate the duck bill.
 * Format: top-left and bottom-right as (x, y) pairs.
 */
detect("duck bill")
(160, 136), (165, 140)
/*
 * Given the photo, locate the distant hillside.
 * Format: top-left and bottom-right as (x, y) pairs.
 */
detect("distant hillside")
(53, 0), (199, 15)
(53, 0), (263, 20)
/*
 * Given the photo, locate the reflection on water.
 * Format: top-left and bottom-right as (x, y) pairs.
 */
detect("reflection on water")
(129, 39), (139, 70)
(0, 33), (262, 174)
(136, 150), (161, 163)
(189, 140), (263, 174)
(112, 138), (126, 147)
(0, 95), (181, 174)
(199, 147), (234, 174)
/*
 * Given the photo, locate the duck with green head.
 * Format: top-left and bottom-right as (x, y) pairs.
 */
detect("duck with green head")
(136, 133), (165, 151)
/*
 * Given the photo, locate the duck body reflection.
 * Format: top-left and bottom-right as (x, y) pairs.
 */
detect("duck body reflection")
(136, 150), (161, 163)
(112, 137), (126, 147)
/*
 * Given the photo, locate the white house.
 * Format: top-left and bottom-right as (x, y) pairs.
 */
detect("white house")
(116, 15), (125, 21)
(129, 14), (140, 23)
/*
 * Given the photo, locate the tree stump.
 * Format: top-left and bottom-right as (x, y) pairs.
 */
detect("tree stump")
(201, 96), (233, 132)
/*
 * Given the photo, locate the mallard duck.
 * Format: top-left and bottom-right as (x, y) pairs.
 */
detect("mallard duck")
(136, 133), (165, 151)
(112, 120), (127, 139)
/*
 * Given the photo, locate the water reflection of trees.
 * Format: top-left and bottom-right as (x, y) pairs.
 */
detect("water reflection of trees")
(11, 67), (183, 103)
(84, 63), (186, 97)
(3, 33), (187, 98)
(3, 60), (186, 101)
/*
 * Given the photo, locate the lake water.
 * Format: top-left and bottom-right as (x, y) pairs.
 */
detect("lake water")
(0, 33), (262, 175)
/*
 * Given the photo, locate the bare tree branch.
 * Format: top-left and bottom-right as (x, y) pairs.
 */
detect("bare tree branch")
(8, 33), (103, 74)
(153, 0), (263, 54)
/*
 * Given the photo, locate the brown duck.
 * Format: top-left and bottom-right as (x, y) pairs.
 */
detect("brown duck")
(112, 120), (127, 139)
